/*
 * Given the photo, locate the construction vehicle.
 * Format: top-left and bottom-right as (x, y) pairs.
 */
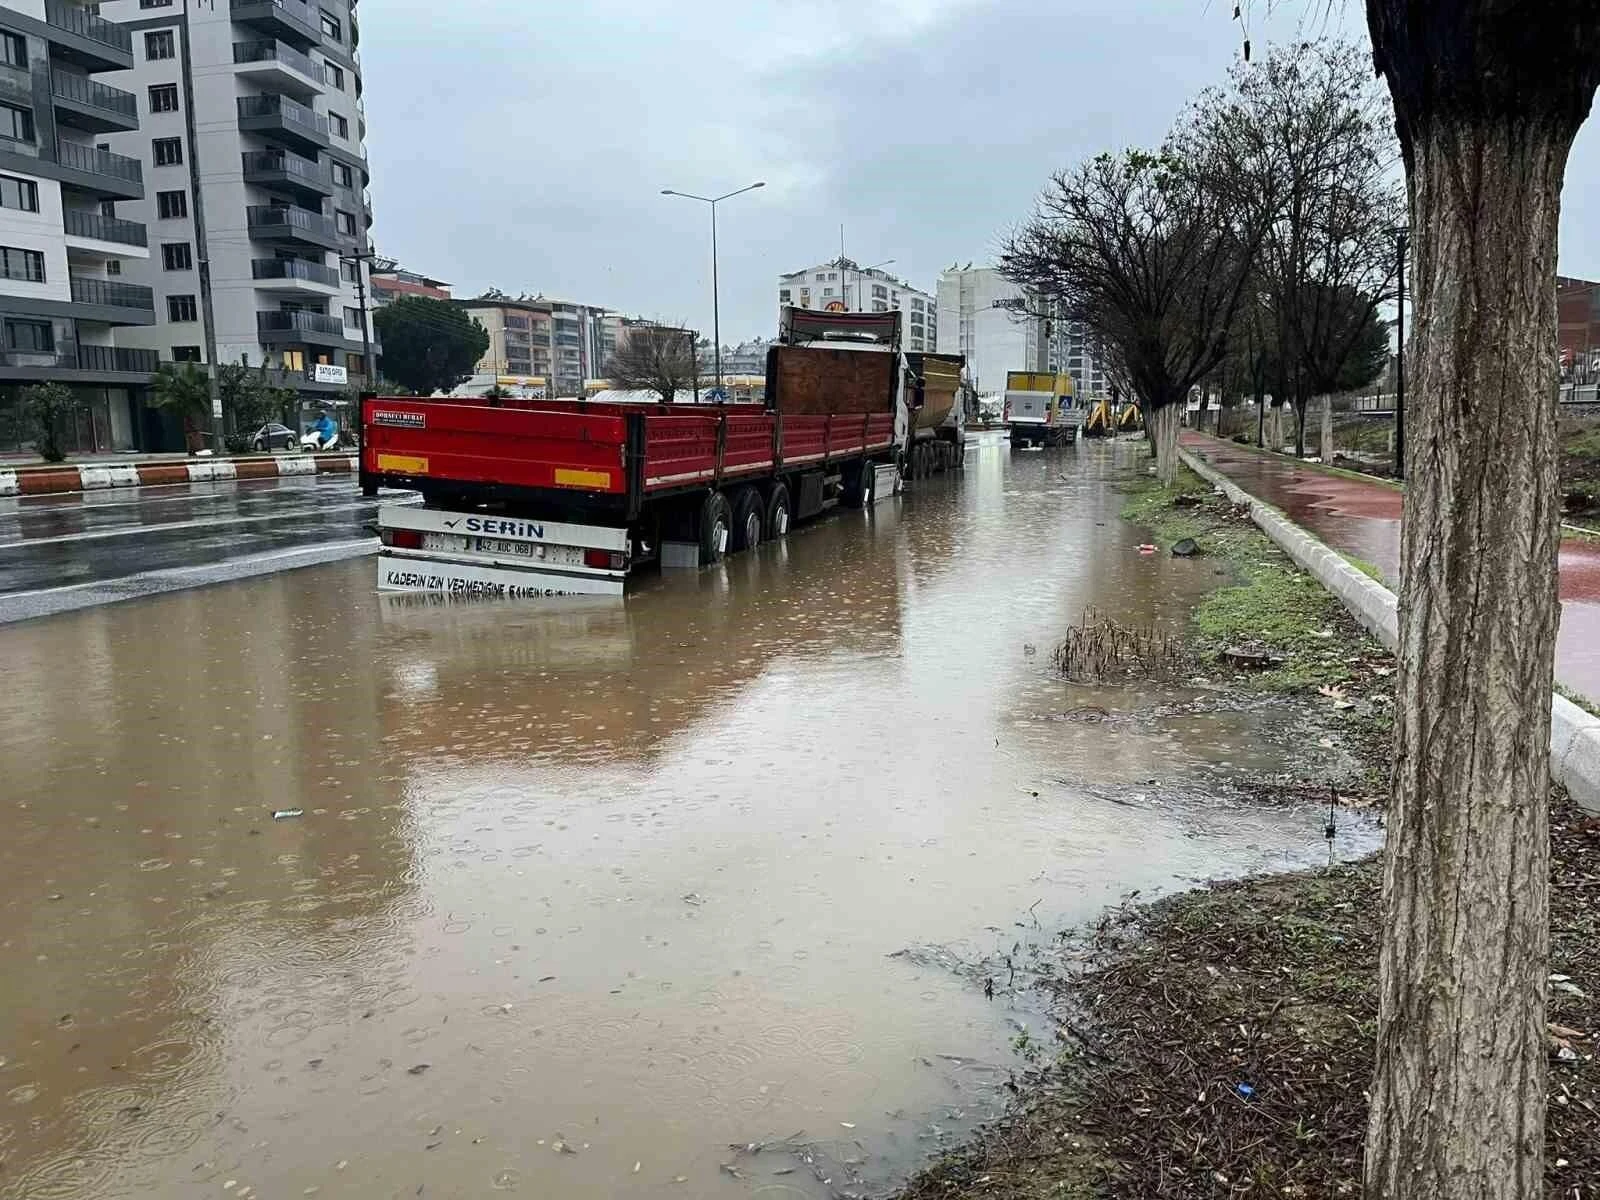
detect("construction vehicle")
(1003, 371), (1081, 447)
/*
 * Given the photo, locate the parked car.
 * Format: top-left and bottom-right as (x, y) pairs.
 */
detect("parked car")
(250, 423), (298, 452)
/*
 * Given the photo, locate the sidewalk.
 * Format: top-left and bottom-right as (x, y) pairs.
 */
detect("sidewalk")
(0, 452), (359, 497)
(1182, 432), (1600, 700)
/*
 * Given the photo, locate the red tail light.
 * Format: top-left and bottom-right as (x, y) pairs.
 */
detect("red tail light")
(385, 528), (423, 549)
(583, 549), (626, 570)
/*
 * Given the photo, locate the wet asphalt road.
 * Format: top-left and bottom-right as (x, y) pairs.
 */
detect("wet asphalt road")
(0, 473), (395, 623)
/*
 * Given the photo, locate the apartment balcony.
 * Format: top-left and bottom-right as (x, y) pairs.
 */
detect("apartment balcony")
(69, 276), (156, 325)
(246, 204), (342, 251)
(241, 149), (332, 204)
(234, 39), (324, 100)
(54, 137), (143, 200)
(230, 0), (320, 49)
(51, 72), (139, 134)
(0, 344), (160, 379)
(43, 0), (134, 72)
(237, 93), (329, 156)
(252, 257), (339, 294)
(63, 208), (149, 255)
(256, 308), (346, 348)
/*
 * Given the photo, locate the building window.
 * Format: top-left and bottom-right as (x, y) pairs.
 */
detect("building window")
(872, 285), (887, 299)
(148, 84), (179, 114)
(145, 30), (174, 61)
(872, 301), (887, 312)
(171, 345), (201, 361)
(0, 246), (45, 283)
(167, 294), (197, 322)
(329, 112), (348, 139)
(280, 348), (304, 371)
(5, 319), (52, 352)
(340, 259), (358, 284)
(157, 189), (187, 219)
(343, 305), (362, 327)
(106, 259), (121, 276)
(332, 161), (353, 188)
(813, 273), (825, 282)
(152, 137), (182, 166)
(335, 209), (356, 235)
(0, 102), (34, 143)
(912, 298), (923, 311)
(505, 313), (529, 330)
(779, 289), (791, 303)
(1, 32), (25, 68)
(161, 242), (192, 270)
(0, 175), (37, 212)
(326, 61), (344, 89)
(139, 0), (175, 7)
(822, 288), (834, 297)
(320, 9), (341, 39)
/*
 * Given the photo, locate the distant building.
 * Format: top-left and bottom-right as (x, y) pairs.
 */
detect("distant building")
(453, 294), (553, 394)
(935, 266), (1046, 394)
(1060, 319), (1108, 399)
(775, 258), (937, 352)
(370, 267), (450, 308)
(718, 338), (772, 376)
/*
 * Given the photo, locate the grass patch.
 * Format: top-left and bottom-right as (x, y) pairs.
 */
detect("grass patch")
(1341, 553), (1385, 581)
(1121, 469), (1383, 692)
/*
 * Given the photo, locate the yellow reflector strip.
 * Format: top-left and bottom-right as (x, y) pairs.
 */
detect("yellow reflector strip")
(553, 468), (611, 489)
(376, 453), (428, 474)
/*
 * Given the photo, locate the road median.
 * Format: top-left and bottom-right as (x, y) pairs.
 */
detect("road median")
(0, 453), (358, 497)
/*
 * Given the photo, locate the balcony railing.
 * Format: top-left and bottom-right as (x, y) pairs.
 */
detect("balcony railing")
(230, 0), (321, 42)
(257, 309), (344, 337)
(69, 276), (156, 311)
(233, 39), (325, 83)
(241, 149), (331, 187)
(55, 138), (143, 186)
(246, 204), (337, 239)
(237, 93), (328, 138)
(0, 345), (160, 373)
(51, 73), (138, 120)
(252, 258), (339, 287)
(63, 208), (147, 247)
(44, 0), (133, 55)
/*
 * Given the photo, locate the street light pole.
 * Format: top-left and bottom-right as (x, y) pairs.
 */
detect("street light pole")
(853, 258), (895, 313)
(661, 181), (765, 398)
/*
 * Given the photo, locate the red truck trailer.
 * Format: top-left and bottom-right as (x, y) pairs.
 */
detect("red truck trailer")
(363, 310), (918, 596)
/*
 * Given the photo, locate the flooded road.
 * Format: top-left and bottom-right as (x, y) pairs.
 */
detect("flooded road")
(0, 438), (1372, 1199)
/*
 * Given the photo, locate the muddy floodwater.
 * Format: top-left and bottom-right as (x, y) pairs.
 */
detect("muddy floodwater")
(0, 438), (1375, 1199)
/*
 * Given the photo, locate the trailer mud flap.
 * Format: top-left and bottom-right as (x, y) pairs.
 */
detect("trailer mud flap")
(377, 555), (623, 598)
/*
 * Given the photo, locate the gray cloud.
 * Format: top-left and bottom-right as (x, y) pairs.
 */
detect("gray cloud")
(361, 1), (1600, 340)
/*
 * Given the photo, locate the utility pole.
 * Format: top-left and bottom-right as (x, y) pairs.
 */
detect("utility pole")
(178, 0), (222, 448)
(1395, 227), (1408, 480)
(340, 249), (377, 383)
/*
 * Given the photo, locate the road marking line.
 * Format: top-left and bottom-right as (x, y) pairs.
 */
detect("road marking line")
(0, 500), (382, 548)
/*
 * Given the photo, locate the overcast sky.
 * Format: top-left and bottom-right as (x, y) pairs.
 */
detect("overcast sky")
(362, 0), (1600, 344)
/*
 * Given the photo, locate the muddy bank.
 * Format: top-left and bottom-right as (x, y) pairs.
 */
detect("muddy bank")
(895, 473), (1599, 1198)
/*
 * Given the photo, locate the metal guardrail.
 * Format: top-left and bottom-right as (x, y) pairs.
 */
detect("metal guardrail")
(69, 276), (155, 310)
(51, 72), (138, 119)
(246, 204), (337, 238)
(237, 93), (328, 137)
(44, 0), (133, 53)
(63, 207), (147, 247)
(241, 149), (331, 187)
(55, 138), (142, 184)
(233, 40), (325, 83)
(257, 309), (344, 336)
(252, 258), (339, 287)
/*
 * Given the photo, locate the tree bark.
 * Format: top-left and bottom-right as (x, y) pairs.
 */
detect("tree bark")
(1293, 396), (1307, 458)
(1149, 402), (1180, 485)
(1363, 118), (1568, 1199)
(1321, 395), (1334, 462)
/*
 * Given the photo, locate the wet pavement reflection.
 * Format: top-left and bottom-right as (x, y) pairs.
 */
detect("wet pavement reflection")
(0, 437), (1373, 1199)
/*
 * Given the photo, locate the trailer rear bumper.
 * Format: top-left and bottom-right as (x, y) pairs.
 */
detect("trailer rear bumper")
(377, 552), (624, 598)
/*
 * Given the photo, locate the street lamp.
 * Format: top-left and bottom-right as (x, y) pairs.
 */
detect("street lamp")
(661, 181), (765, 397)
(851, 258), (895, 312)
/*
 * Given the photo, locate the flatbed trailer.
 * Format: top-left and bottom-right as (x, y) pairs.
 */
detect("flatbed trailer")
(362, 394), (899, 597)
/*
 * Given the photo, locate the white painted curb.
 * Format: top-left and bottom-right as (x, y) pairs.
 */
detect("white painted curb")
(274, 454), (316, 476)
(0, 469), (16, 497)
(186, 460), (238, 483)
(1181, 448), (1600, 814)
(77, 463), (141, 490)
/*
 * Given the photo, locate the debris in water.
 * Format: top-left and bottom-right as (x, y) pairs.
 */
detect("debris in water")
(719, 1163), (743, 1179)
(839, 1122), (856, 1129)
(272, 809), (304, 820)
(1054, 609), (1181, 683)
(1220, 644), (1283, 670)
(681, 893), (705, 907)
(1171, 537), (1199, 557)
(407, 1064), (430, 1076)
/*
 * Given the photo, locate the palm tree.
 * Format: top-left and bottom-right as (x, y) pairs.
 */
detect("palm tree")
(147, 362), (213, 449)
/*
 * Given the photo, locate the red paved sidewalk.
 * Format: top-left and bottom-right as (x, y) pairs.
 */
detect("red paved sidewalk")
(1182, 432), (1600, 700)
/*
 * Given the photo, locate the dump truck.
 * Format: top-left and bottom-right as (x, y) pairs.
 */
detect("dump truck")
(361, 308), (925, 597)
(1003, 371), (1081, 447)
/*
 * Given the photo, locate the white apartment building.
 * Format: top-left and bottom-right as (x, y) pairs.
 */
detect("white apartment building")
(1061, 318), (1107, 399)
(775, 257), (937, 352)
(935, 265), (1047, 394)
(97, 0), (374, 405)
(0, 0), (163, 454)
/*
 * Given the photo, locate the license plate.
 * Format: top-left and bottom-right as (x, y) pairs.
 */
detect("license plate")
(419, 532), (584, 566)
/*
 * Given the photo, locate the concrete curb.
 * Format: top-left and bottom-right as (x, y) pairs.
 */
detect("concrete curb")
(1180, 447), (1600, 815)
(0, 454), (358, 497)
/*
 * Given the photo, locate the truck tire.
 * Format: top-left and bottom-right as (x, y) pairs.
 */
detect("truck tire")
(729, 486), (763, 553)
(698, 491), (731, 565)
(841, 459), (874, 508)
(764, 483), (791, 538)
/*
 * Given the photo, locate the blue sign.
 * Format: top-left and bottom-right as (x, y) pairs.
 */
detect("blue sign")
(704, 387), (728, 404)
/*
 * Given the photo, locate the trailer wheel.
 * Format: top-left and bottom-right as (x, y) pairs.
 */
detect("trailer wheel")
(729, 486), (763, 553)
(764, 483), (791, 538)
(698, 491), (731, 565)
(842, 460), (874, 508)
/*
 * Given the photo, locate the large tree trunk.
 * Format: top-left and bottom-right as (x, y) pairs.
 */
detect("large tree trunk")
(1149, 402), (1180, 485)
(1362, 115), (1571, 1200)
(1293, 396), (1307, 458)
(1321, 396), (1334, 462)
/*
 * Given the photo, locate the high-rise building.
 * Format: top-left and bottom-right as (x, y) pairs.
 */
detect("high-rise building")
(97, 0), (375, 404)
(370, 264), (449, 309)
(775, 258), (937, 351)
(455, 294), (552, 391)
(934, 265), (1045, 394)
(1060, 318), (1107, 400)
(0, 0), (164, 454)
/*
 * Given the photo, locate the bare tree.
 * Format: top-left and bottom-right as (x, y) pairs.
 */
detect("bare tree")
(1001, 149), (1265, 482)
(604, 323), (698, 403)
(1351, 5), (1600, 1195)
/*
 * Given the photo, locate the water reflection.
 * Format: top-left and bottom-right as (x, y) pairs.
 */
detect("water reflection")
(0, 437), (1372, 1200)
